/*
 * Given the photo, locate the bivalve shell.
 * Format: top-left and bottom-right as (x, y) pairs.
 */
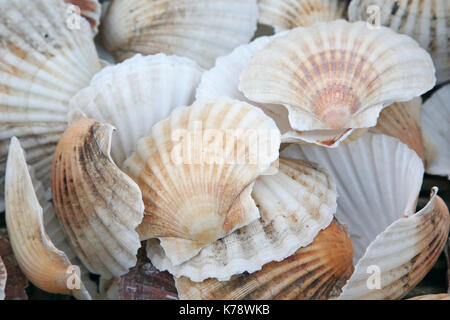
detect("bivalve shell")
(123, 98), (281, 266)
(175, 222), (354, 300)
(348, 0), (450, 83)
(0, 0), (101, 209)
(146, 157), (337, 282)
(240, 20), (435, 132)
(69, 54), (203, 167)
(5, 137), (91, 299)
(259, 0), (350, 31)
(101, 0), (258, 69)
(51, 117), (145, 279)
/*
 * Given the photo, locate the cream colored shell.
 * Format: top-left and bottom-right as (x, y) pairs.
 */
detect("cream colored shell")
(65, 0), (101, 33)
(175, 222), (354, 300)
(259, 0), (349, 31)
(348, 0), (450, 83)
(240, 20), (435, 132)
(147, 157), (337, 281)
(101, 0), (258, 69)
(51, 118), (144, 279)
(69, 53), (203, 168)
(123, 98), (281, 266)
(5, 137), (91, 299)
(0, 0), (101, 209)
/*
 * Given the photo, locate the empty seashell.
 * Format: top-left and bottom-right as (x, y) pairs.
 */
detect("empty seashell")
(348, 0), (450, 83)
(371, 98), (424, 161)
(5, 137), (91, 299)
(99, 277), (119, 300)
(421, 84), (450, 179)
(240, 20), (435, 133)
(118, 245), (178, 300)
(282, 133), (450, 299)
(123, 98), (281, 265)
(65, 0), (101, 33)
(101, 0), (258, 69)
(147, 157), (337, 282)
(0, 230), (28, 300)
(69, 53), (203, 167)
(339, 188), (450, 299)
(408, 294), (450, 300)
(51, 117), (145, 279)
(196, 33), (353, 147)
(175, 221), (354, 300)
(0, 0), (101, 208)
(259, 0), (349, 31)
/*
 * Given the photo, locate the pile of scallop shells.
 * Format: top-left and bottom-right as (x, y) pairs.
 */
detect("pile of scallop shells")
(0, 0), (449, 300)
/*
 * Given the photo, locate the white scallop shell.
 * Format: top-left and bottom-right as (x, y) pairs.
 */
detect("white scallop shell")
(123, 98), (281, 266)
(240, 20), (435, 132)
(101, 0), (258, 69)
(421, 84), (450, 179)
(5, 137), (92, 299)
(69, 54), (203, 168)
(147, 158), (337, 282)
(348, 0), (450, 83)
(196, 33), (354, 147)
(0, 0), (101, 208)
(259, 0), (349, 31)
(282, 133), (450, 299)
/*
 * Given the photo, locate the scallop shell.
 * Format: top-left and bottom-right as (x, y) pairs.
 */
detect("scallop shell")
(5, 137), (91, 299)
(421, 84), (450, 179)
(123, 98), (281, 266)
(0, 256), (5, 300)
(0, 230), (28, 300)
(196, 33), (354, 147)
(0, 0), (101, 208)
(408, 294), (450, 300)
(348, 0), (450, 83)
(259, 0), (349, 31)
(282, 133), (424, 261)
(51, 117), (145, 279)
(339, 189), (450, 300)
(371, 98), (424, 161)
(69, 53), (203, 167)
(282, 134), (450, 299)
(65, 0), (101, 33)
(101, 0), (258, 69)
(175, 221), (354, 300)
(146, 157), (337, 282)
(239, 20), (436, 133)
(118, 245), (178, 300)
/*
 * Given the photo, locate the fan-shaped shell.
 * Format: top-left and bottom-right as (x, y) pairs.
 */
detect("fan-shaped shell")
(101, 0), (258, 69)
(0, 230), (28, 300)
(282, 133), (424, 262)
(339, 189), (450, 300)
(69, 53), (203, 168)
(123, 98), (281, 266)
(118, 246), (178, 300)
(421, 84), (450, 179)
(0, 0), (101, 209)
(371, 98), (424, 161)
(146, 157), (337, 282)
(65, 0), (101, 33)
(175, 221), (354, 300)
(5, 137), (91, 299)
(240, 20), (435, 132)
(259, 0), (350, 31)
(282, 134), (450, 299)
(408, 294), (450, 300)
(196, 33), (354, 147)
(51, 117), (145, 279)
(348, 0), (450, 83)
